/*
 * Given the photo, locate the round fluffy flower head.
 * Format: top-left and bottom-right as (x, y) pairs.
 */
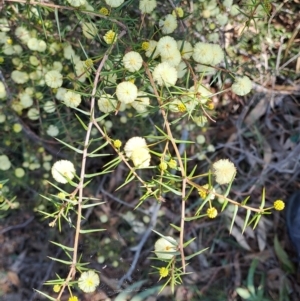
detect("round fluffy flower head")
(152, 62), (178, 87)
(67, 0), (86, 7)
(124, 137), (147, 158)
(159, 14), (177, 34)
(82, 22), (98, 39)
(159, 161), (168, 171)
(210, 44), (224, 65)
(145, 40), (159, 58)
(64, 91), (81, 108)
(99, 7), (109, 15)
(47, 124), (59, 137)
(177, 40), (193, 59)
(0, 155), (11, 171)
(114, 139), (122, 148)
(198, 184), (215, 200)
(116, 81), (138, 104)
(53, 284), (60, 293)
(131, 148), (151, 168)
(123, 51), (143, 72)
(139, 0), (157, 14)
(51, 160), (75, 184)
(154, 236), (177, 260)
(274, 200), (285, 211)
(0, 81), (6, 99)
(105, 0), (124, 8)
(193, 42), (223, 65)
(157, 36), (177, 57)
(27, 108), (40, 120)
(68, 296), (78, 301)
(172, 7), (184, 18)
(213, 159), (236, 185)
(142, 41), (149, 50)
(78, 270), (100, 293)
(103, 30), (118, 44)
(231, 76), (252, 96)
(207, 207), (218, 219)
(11, 70), (29, 84)
(45, 70), (63, 88)
(159, 267), (169, 278)
(160, 48), (181, 67)
(98, 93), (117, 113)
(131, 92), (150, 113)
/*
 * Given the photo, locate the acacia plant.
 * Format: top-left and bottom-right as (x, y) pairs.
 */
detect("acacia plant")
(0, 0), (286, 300)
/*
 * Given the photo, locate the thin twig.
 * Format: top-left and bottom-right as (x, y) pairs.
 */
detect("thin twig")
(143, 62), (187, 272)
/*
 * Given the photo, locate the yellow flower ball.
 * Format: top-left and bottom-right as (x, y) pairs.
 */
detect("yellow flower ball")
(159, 267), (169, 278)
(274, 200), (285, 211)
(207, 207), (218, 219)
(159, 161), (168, 171)
(114, 139), (122, 148)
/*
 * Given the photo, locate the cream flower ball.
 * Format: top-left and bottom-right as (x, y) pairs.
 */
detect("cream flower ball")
(97, 93), (117, 113)
(131, 148), (151, 168)
(177, 40), (193, 59)
(154, 236), (177, 259)
(64, 91), (82, 108)
(105, 0), (124, 7)
(27, 108), (39, 120)
(131, 92), (150, 113)
(212, 159), (236, 185)
(67, 0), (86, 7)
(82, 22), (98, 39)
(78, 270), (100, 293)
(193, 42), (223, 65)
(152, 62), (178, 87)
(47, 124), (59, 137)
(145, 40), (159, 58)
(44, 101), (56, 113)
(123, 51), (143, 72)
(0, 155), (11, 171)
(160, 48), (181, 67)
(11, 70), (29, 84)
(45, 70), (63, 88)
(159, 14), (177, 34)
(51, 160), (75, 184)
(139, 0), (157, 14)
(124, 137), (147, 158)
(0, 81), (7, 99)
(116, 81), (138, 104)
(157, 36), (177, 57)
(19, 92), (33, 108)
(231, 76), (252, 96)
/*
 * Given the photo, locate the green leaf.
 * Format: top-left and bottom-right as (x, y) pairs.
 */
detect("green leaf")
(183, 237), (196, 248)
(75, 113), (88, 130)
(48, 257), (73, 265)
(274, 235), (295, 273)
(54, 8), (61, 42)
(260, 187), (266, 209)
(229, 205), (238, 234)
(81, 201), (105, 208)
(170, 223), (181, 232)
(34, 289), (56, 301)
(94, 113), (109, 122)
(79, 228), (106, 234)
(50, 241), (74, 252)
(185, 247), (209, 260)
(152, 179), (182, 196)
(55, 138), (84, 154)
(242, 209), (251, 234)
